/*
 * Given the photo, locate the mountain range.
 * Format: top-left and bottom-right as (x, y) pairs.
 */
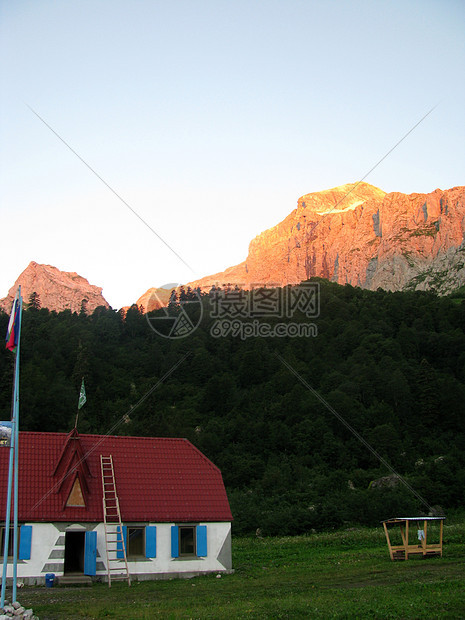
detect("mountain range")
(2, 182), (464, 313)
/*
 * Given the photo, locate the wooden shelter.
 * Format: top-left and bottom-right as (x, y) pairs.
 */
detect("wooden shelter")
(382, 516), (445, 561)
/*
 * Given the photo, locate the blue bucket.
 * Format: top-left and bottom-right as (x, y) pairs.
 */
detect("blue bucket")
(45, 573), (55, 587)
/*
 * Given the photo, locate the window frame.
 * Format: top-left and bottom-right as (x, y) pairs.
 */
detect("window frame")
(0, 526), (14, 558)
(126, 526), (145, 559)
(178, 525), (196, 557)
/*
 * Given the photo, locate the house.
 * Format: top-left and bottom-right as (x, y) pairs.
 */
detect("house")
(0, 430), (233, 585)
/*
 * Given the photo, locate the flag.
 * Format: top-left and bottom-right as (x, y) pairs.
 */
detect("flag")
(5, 292), (20, 353)
(78, 379), (86, 409)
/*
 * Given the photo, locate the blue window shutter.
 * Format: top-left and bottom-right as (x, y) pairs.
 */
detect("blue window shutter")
(116, 525), (127, 559)
(196, 525), (207, 557)
(84, 531), (97, 576)
(145, 526), (157, 558)
(171, 526), (179, 558)
(18, 525), (32, 560)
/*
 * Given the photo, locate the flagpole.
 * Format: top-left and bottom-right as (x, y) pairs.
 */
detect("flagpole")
(0, 421), (15, 607)
(1, 287), (22, 607)
(12, 289), (23, 603)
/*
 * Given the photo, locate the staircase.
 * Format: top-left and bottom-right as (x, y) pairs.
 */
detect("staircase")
(100, 455), (131, 587)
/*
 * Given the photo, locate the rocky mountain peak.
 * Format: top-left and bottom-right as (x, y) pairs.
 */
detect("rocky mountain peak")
(296, 182), (386, 215)
(0, 262), (109, 314)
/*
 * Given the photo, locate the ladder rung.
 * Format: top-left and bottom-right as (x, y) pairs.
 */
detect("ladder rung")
(110, 575), (130, 580)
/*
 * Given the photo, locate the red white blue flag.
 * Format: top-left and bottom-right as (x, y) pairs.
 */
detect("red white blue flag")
(5, 291), (20, 352)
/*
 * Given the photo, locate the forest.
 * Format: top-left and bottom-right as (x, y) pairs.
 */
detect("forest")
(1, 279), (465, 535)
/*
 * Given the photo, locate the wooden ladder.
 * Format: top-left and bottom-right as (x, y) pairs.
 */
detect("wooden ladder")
(100, 455), (131, 587)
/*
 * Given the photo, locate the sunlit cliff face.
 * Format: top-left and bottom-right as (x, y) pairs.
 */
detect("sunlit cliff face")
(186, 183), (465, 295)
(0, 261), (109, 314)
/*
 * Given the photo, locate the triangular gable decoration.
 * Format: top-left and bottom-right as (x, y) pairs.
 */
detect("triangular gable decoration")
(66, 475), (86, 507)
(53, 430), (91, 509)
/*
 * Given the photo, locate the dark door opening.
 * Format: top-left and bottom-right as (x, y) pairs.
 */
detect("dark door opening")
(64, 531), (85, 573)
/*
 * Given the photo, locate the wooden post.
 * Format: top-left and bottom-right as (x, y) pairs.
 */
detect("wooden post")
(383, 522), (393, 560)
(400, 523), (406, 547)
(405, 520), (409, 560)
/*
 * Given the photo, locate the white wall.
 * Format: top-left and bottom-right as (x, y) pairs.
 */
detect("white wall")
(95, 521), (232, 580)
(4, 522), (63, 585)
(6, 521), (232, 584)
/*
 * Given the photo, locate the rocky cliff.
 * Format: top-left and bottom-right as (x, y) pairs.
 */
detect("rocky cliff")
(131, 286), (174, 313)
(0, 262), (109, 314)
(188, 182), (465, 295)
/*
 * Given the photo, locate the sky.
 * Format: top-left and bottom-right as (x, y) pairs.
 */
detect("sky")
(0, 0), (464, 309)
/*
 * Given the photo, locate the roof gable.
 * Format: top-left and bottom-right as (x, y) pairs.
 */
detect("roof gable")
(52, 428), (92, 507)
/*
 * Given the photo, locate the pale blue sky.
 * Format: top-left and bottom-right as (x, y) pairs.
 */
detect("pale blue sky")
(1, 0), (464, 308)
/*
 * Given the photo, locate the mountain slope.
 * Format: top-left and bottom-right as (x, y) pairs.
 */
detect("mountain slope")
(188, 182), (465, 294)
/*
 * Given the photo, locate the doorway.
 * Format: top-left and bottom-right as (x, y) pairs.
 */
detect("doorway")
(64, 531), (85, 573)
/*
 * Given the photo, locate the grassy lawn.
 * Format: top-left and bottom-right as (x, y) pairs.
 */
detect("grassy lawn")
(15, 522), (465, 619)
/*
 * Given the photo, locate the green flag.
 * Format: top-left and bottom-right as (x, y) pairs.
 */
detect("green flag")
(78, 379), (86, 410)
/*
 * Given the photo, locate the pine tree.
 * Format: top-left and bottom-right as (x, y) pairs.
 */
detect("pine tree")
(28, 291), (41, 310)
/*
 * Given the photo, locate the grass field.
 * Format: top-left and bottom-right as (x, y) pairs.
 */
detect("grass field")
(15, 521), (465, 619)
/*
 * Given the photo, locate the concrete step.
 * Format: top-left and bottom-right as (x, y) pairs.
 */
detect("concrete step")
(58, 574), (93, 586)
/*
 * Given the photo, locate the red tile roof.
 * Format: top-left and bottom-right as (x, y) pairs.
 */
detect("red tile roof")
(0, 431), (233, 523)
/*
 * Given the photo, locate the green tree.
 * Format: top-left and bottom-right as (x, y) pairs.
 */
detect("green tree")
(28, 291), (41, 310)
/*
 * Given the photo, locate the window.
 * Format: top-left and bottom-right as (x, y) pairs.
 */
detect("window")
(127, 527), (144, 558)
(0, 527), (14, 557)
(1, 526), (32, 560)
(179, 526), (195, 556)
(171, 525), (207, 558)
(117, 526), (156, 560)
